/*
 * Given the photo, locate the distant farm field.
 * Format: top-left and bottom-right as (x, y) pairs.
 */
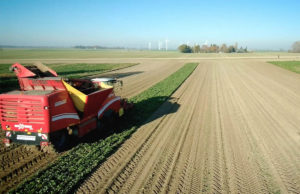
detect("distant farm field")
(269, 61), (300, 73)
(1, 48), (300, 60)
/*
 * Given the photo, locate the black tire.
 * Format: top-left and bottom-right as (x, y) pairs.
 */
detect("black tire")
(96, 118), (102, 130)
(51, 130), (69, 151)
(98, 110), (119, 134)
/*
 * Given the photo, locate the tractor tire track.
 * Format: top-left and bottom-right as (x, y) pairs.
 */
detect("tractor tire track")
(77, 59), (300, 194)
(230, 61), (300, 193)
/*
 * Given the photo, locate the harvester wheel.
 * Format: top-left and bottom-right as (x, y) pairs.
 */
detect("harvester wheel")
(97, 110), (119, 133)
(51, 130), (69, 151)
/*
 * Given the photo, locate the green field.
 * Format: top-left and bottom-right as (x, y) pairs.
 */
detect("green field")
(0, 64), (19, 93)
(269, 61), (300, 74)
(13, 63), (198, 194)
(0, 63), (137, 93)
(0, 48), (300, 60)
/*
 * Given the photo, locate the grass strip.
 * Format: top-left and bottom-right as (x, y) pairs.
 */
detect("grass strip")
(12, 63), (198, 194)
(269, 61), (300, 74)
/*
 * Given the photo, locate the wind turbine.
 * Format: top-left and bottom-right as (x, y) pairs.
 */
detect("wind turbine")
(165, 39), (169, 51)
(158, 41), (162, 50)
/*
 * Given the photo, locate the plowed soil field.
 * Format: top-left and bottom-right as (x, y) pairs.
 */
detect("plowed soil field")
(78, 59), (300, 194)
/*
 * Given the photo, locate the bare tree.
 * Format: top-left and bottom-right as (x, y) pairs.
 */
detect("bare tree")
(201, 45), (209, 53)
(291, 41), (300, 53)
(220, 44), (228, 53)
(193, 45), (200, 53)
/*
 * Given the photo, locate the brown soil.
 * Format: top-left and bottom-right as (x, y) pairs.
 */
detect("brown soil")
(0, 145), (57, 193)
(77, 59), (300, 194)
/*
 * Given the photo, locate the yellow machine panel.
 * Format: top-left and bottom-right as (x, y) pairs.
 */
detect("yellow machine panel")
(62, 80), (87, 112)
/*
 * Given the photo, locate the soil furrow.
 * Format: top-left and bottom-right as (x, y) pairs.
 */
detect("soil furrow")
(101, 66), (203, 193)
(77, 59), (299, 194)
(0, 145), (57, 193)
(231, 62), (300, 192)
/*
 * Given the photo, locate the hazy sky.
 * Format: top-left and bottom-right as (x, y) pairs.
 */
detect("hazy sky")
(0, 0), (299, 50)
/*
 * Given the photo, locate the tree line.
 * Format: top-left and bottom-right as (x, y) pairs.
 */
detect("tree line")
(178, 43), (248, 53)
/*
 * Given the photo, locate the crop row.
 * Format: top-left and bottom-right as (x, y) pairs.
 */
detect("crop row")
(12, 63), (198, 194)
